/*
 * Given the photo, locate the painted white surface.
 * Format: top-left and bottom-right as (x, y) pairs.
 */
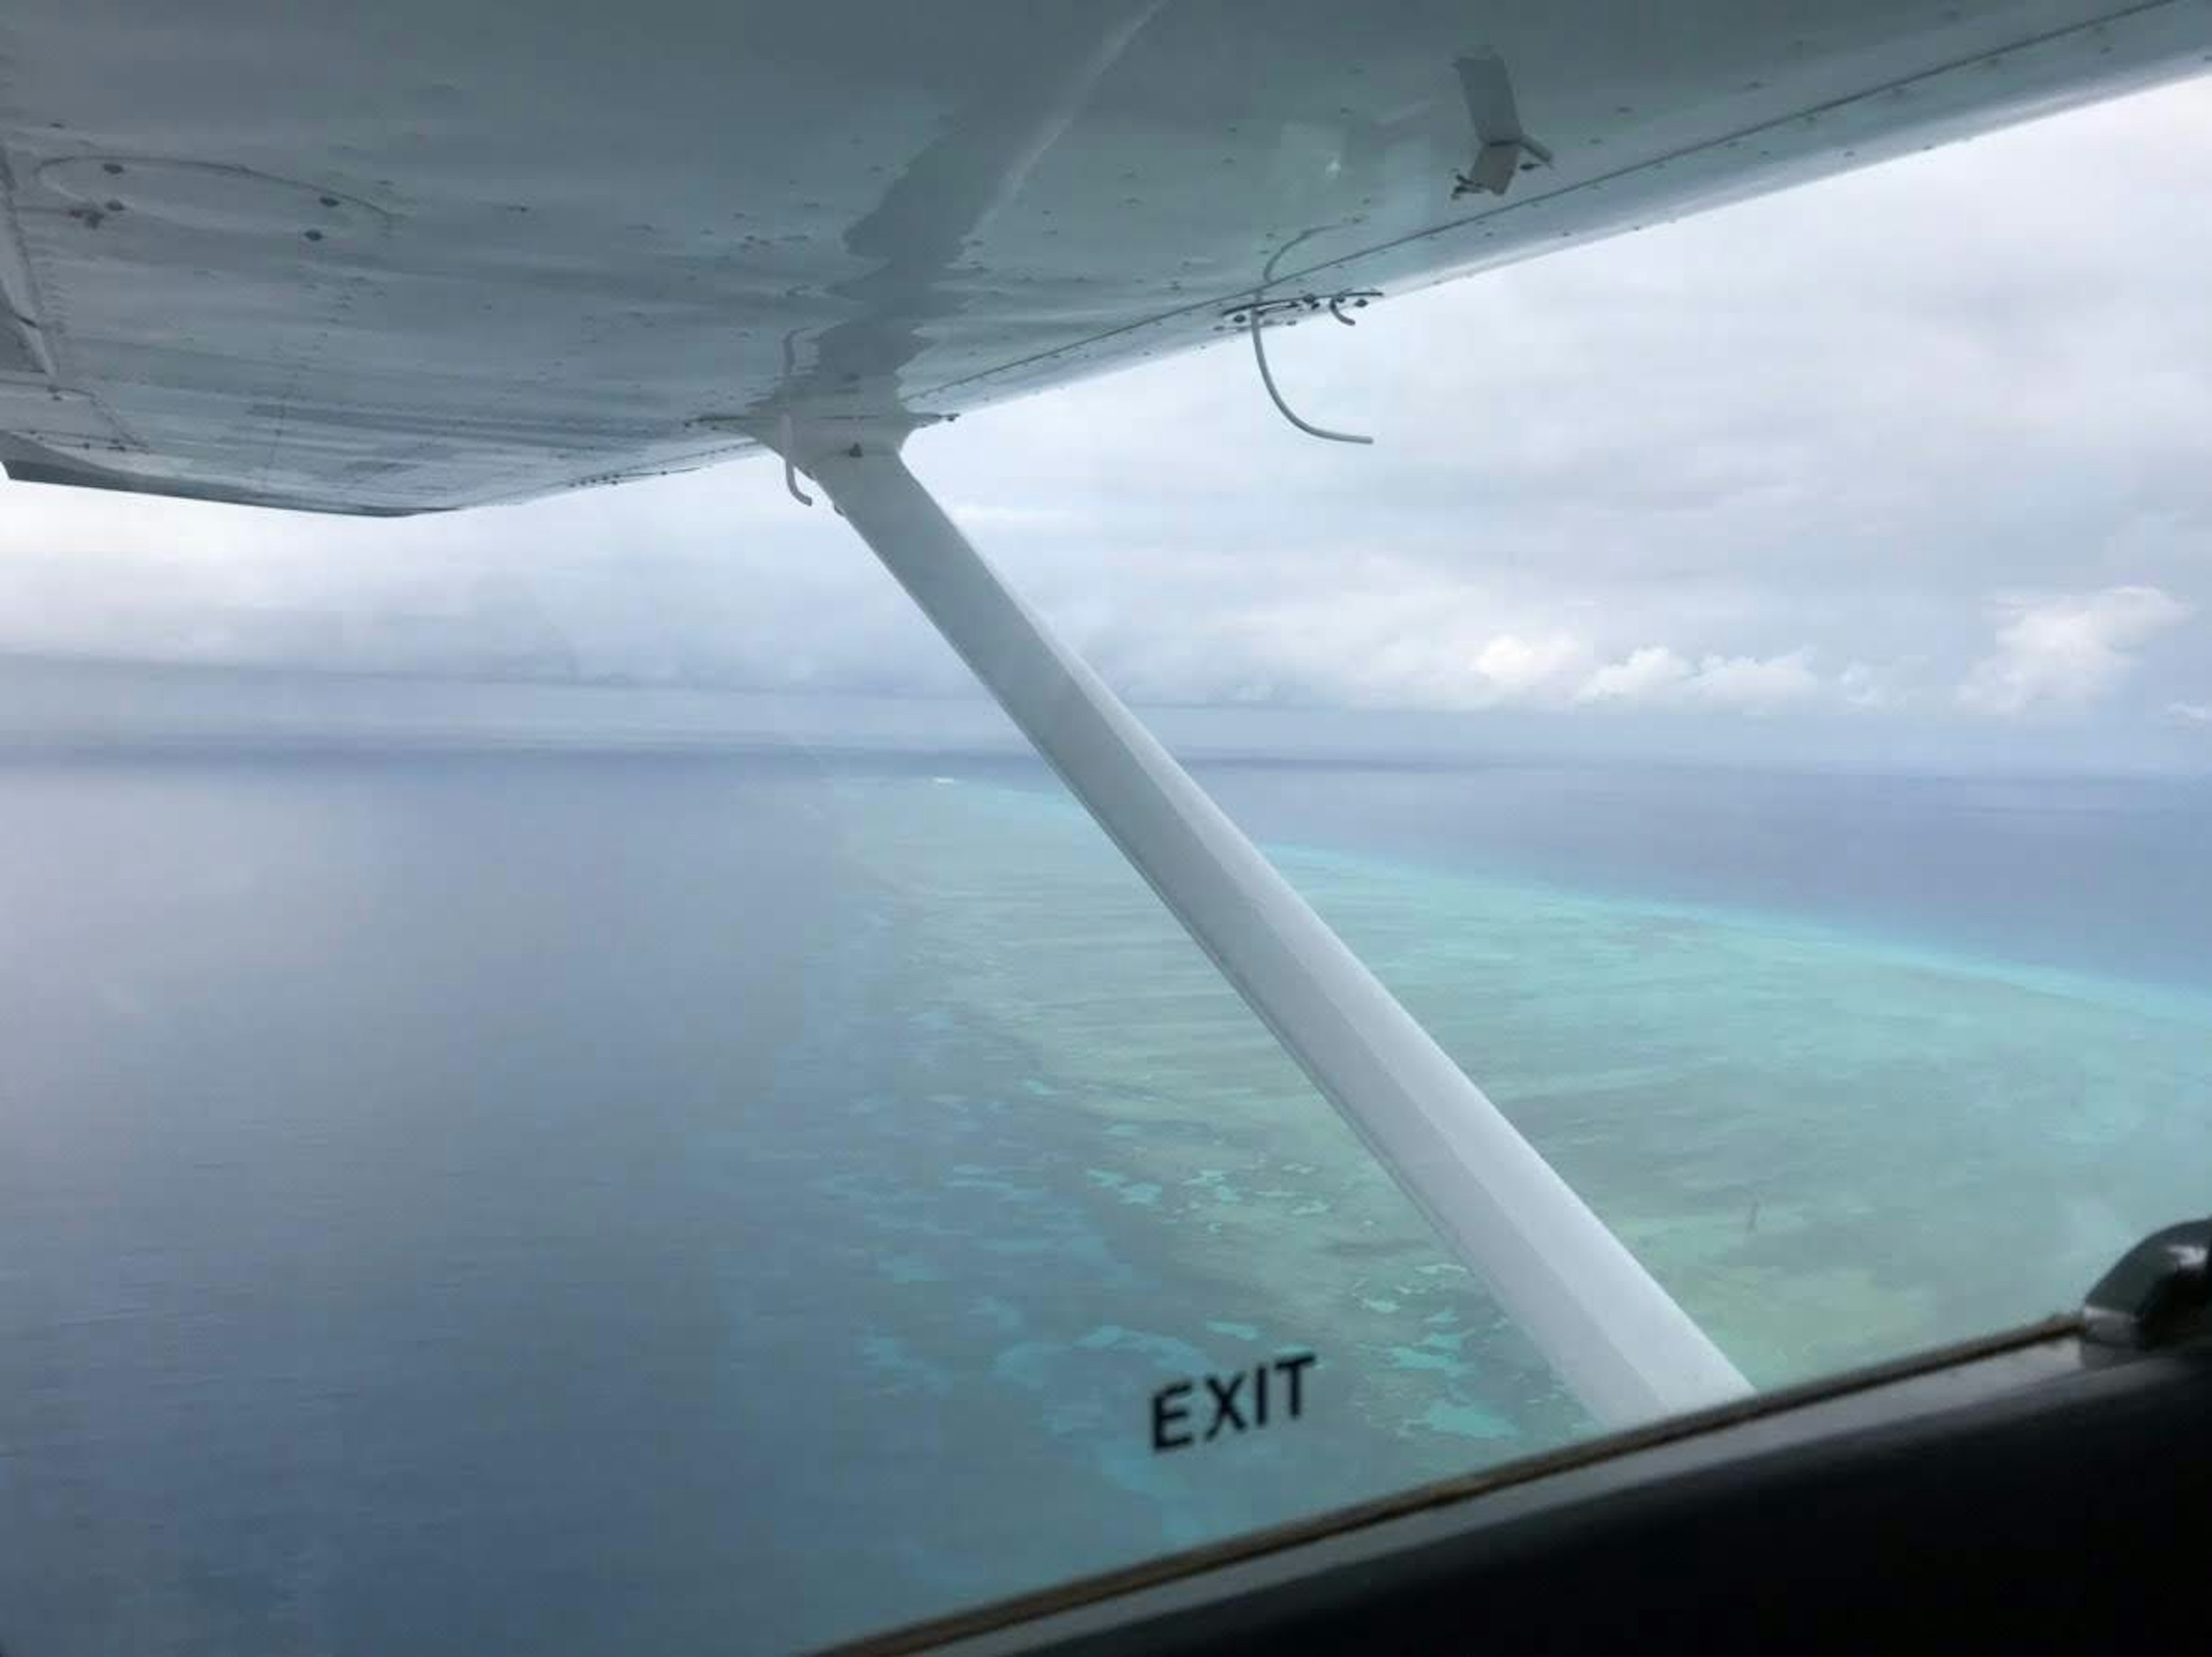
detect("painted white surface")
(2, 1), (2208, 513)
(809, 430), (1750, 1425)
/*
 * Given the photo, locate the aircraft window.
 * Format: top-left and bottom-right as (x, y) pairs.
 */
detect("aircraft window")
(5, 62), (2211, 1657)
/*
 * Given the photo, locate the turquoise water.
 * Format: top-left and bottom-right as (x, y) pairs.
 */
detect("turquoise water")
(1, 752), (2207, 1654)
(853, 768), (2212, 1389)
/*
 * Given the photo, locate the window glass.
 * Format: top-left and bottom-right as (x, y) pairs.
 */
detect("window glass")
(6, 59), (2212, 1657)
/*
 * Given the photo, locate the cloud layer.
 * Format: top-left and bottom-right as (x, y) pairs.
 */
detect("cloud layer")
(1959, 587), (2194, 715)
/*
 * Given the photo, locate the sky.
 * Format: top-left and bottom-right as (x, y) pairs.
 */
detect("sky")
(2, 70), (2210, 769)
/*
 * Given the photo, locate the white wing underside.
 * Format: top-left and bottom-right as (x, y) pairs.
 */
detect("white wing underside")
(0, 0), (2207, 517)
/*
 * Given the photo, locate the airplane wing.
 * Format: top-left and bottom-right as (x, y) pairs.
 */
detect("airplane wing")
(1, 0), (2206, 518)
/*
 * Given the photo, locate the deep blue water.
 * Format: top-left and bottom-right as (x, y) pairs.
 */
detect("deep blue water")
(1187, 759), (2212, 996)
(1, 750), (2207, 1654)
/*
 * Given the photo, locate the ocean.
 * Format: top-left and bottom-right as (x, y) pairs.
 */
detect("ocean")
(2, 746), (2207, 1654)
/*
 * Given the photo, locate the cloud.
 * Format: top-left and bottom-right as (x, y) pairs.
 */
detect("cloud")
(1578, 646), (1691, 705)
(1575, 646), (1818, 712)
(2168, 701), (2212, 726)
(1683, 650), (1821, 711)
(1957, 586), (2192, 715)
(1838, 661), (1911, 711)
(946, 502), (1083, 530)
(1468, 632), (1593, 702)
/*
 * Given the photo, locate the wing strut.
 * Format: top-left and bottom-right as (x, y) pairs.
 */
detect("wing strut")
(778, 420), (1749, 1427)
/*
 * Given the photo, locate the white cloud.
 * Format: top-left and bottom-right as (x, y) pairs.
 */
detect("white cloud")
(1575, 646), (1818, 712)
(1685, 650), (1821, 711)
(1838, 660), (1911, 711)
(1468, 632), (1593, 701)
(2168, 700), (2212, 726)
(1957, 586), (2192, 715)
(947, 502), (1082, 530)
(1578, 646), (1691, 705)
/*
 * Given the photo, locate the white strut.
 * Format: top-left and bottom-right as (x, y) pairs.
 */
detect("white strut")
(781, 422), (1749, 1428)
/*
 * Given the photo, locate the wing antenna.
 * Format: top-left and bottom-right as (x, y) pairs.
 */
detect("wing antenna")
(1226, 290), (1381, 446)
(778, 412), (815, 506)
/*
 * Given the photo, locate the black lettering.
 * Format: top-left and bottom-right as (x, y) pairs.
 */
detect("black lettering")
(1152, 1380), (1194, 1451)
(1151, 1352), (1319, 1450)
(1202, 1371), (1247, 1440)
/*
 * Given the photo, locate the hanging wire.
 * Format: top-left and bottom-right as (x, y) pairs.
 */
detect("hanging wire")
(778, 411), (814, 506)
(1237, 225), (1377, 445)
(1247, 305), (1373, 445)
